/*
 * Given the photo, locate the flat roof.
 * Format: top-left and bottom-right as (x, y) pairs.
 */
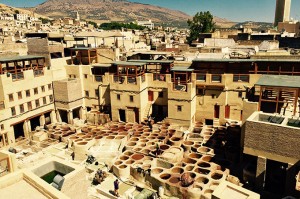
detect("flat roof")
(113, 61), (146, 66)
(128, 60), (174, 64)
(255, 75), (300, 88)
(192, 58), (300, 63)
(171, 66), (194, 72)
(0, 55), (45, 63)
(70, 47), (96, 51)
(92, 63), (112, 68)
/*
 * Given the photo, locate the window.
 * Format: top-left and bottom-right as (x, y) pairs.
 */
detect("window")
(95, 89), (99, 98)
(35, 99), (40, 107)
(48, 84), (52, 90)
(18, 92), (22, 99)
(0, 124), (4, 130)
(158, 92), (164, 98)
(130, 95), (134, 102)
(177, 105), (182, 112)
(85, 91), (89, 97)
(27, 102), (32, 110)
(43, 97), (47, 105)
(11, 107), (16, 116)
(8, 94), (14, 102)
(117, 94), (120, 100)
(19, 104), (24, 113)
(233, 74), (249, 82)
(212, 94), (216, 99)
(26, 90), (30, 97)
(34, 88), (38, 95)
(0, 101), (4, 110)
(49, 95), (53, 102)
(69, 75), (72, 78)
(84, 74), (88, 79)
(238, 91), (243, 98)
(197, 89), (205, 95)
(41, 86), (45, 92)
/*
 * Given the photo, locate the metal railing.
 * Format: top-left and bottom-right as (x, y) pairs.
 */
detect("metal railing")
(114, 76), (125, 84)
(127, 76), (137, 84)
(12, 72), (24, 81)
(33, 69), (44, 77)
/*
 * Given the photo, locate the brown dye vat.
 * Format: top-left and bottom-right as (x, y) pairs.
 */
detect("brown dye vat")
(143, 164), (151, 170)
(125, 160), (135, 165)
(106, 136), (115, 140)
(146, 142), (155, 146)
(141, 149), (150, 154)
(115, 161), (122, 165)
(119, 165), (127, 169)
(124, 151), (134, 156)
(77, 141), (88, 145)
(85, 138), (92, 141)
(185, 165), (194, 171)
(130, 137), (139, 142)
(183, 141), (194, 146)
(69, 136), (78, 140)
(168, 129), (176, 135)
(160, 173), (171, 180)
(170, 137), (180, 142)
(152, 168), (163, 175)
(82, 135), (91, 139)
(189, 133), (202, 139)
(185, 172), (196, 179)
(131, 154), (144, 161)
(115, 136), (125, 140)
(143, 156), (153, 161)
(171, 167), (184, 174)
(194, 184), (203, 190)
(81, 127), (88, 133)
(95, 135), (103, 140)
(201, 155), (212, 162)
(138, 143), (146, 147)
(195, 176), (209, 184)
(204, 189), (213, 197)
(160, 144), (169, 150)
(189, 153), (202, 159)
(119, 156), (129, 161)
(183, 158), (197, 164)
(74, 139), (83, 142)
(169, 177), (180, 184)
(143, 129), (151, 133)
(194, 168), (210, 175)
(198, 162), (211, 168)
(197, 147), (210, 154)
(133, 147), (142, 152)
(211, 172), (223, 180)
(158, 136), (165, 140)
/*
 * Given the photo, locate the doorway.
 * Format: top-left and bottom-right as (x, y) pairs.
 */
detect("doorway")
(134, 108), (139, 123)
(119, 109), (126, 122)
(148, 91), (153, 101)
(214, 105), (220, 118)
(59, 110), (68, 123)
(225, 105), (230, 119)
(13, 122), (25, 139)
(30, 116), (40, 131)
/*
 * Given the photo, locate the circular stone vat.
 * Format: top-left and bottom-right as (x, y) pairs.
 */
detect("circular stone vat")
(189, 153), (202, 159)
(210, 182), (220, 190)
(115, 161), (122, 165)
(211, 172), (223, 180)
(130, 137), (139, 142)
(77, 141), (87, 145)
(204, 189), (213, 197)
(197, 147), (210, 154)
(124, 151), (134, 156)
(183, 158), (197, 164)
(195, 176), (210, 184)
(160, 173), (171, 180)
(131, 154), (144, 161)
(160, 144), (169, 150)
(125, 160), (135, 165)
(152, 168), (164, 175)
(201, 155), (213, 162)
(170, 137), (181, 142)
(169, 177), (180, 184)
(186, 172), (196, 179)
(194, 168), (210, 175)
(127, 142), (136, 147)
(106, 136), (115, 140)
(183, 141), (194, 146)
(141, 149), (150, 154)
(185, 165), (194, 171)
(194, 184), (203, 190)
(198, 162), (211, 168)
(119, 155), (129, 161)
(119, 164), (127, 169)
(171, 167), (184, 174)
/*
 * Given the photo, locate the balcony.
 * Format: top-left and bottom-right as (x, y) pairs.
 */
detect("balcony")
(196, 74), (225, 88)
(233, 74), (249, 82)
(211, 74), (222, 83)
(11, 72), (24, 81)
(33, 69), (44, 77)
(196, 74), (206, 82)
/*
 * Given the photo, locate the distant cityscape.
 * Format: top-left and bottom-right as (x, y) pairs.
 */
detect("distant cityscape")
(0, 0), (299, 199)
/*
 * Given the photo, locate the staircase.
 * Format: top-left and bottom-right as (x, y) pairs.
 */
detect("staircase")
(143, 102), (153, 119)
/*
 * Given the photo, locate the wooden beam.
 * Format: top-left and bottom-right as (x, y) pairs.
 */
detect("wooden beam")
(258, 86), (263, 111)
(294, 89), (299, 116)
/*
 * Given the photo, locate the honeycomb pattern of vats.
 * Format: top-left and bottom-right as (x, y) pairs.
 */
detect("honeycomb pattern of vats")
(110, 120), (241, 199)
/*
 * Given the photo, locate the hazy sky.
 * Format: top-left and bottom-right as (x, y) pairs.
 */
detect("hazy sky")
(1, 0), (300, 22)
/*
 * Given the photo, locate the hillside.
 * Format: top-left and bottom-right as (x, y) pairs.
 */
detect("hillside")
(0, 3), (47, 19)
(31, 0), (235, 27)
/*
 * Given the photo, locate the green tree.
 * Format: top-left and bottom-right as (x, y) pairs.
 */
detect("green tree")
(187, 11), (215, 44)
